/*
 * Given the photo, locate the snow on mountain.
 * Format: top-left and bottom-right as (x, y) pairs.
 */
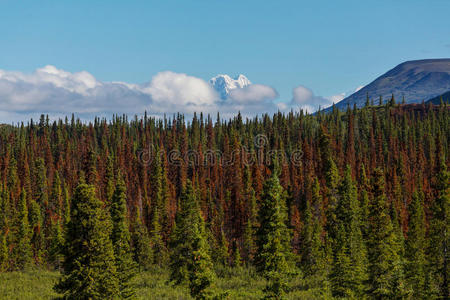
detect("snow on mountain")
(209, 74), (252, 99)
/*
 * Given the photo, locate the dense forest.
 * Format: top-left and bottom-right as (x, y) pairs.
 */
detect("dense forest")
(0, 100), (448, 299)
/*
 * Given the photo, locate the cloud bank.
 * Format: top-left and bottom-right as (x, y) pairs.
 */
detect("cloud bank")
(0, 65), (353, 123)
(0, 66), (285, 122)
(288, 85), (334, 113)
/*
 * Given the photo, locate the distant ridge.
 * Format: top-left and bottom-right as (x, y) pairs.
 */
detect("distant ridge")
(426, 90), (450, 105)
(331, 59), (450, 110)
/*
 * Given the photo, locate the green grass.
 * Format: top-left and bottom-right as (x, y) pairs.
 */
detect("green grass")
(0, 267), (329, 299)
(0, 270), (59, 300)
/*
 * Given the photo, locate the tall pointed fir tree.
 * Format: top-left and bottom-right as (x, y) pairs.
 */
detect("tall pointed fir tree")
(32, 158), (48, 264)
(85, 148), (98, 186)
(110, 175), (137, 298)
(104, 155), (115, 203)
(0, 231), (7, 272)
(330, 166), (367, 298)
(427, 161), (449, 299)
(319, 127), (340, 257)
(300, 178), (329, 294)
(149, 206), (168, 266)
(358, 164), (370, 242)
(367, 168), (407, 298)
(29, 196), (44, 265)
(405, 188), (427, 298)
(243, 188), (258, 265)
(48, 212), (64, 271)
(255, 164), (293, 299)
(54, 183), (119, 299)
(13, 189), (33, 270)
(0, 185), (10, 272)
(169, 180), (215, 300)
(48, 172), (64, 269)
(63, 182), (70, 226)
(149, 145), (168, 266)
(130, 205), (152, 271)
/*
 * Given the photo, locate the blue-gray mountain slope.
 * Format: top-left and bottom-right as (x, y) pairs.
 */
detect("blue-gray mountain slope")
(333, 59), (450, 110)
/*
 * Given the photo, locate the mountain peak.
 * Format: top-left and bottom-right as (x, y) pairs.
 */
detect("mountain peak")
(332, 58), (450, 110)
(210, 74), (252, 99)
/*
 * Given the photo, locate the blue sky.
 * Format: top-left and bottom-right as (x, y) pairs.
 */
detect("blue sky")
(0, 0), (449, 121)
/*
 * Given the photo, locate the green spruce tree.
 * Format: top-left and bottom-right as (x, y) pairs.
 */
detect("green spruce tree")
(130, 206), (152, 271)
(255, 166), (293, 299)
(243, 189), (258, 265)
(0, 231), (7, 272)
(330, 166), (368, 298)
(54, 183), (119, 299)
(29, 197), (44, 265)
(427, 161), (449, 299)
(300, 179), (330, 295)
(13, 189), (33, 270)
(110, 175), (137, 298)
(169, 180), (215, 299)
(405, 188), (427, 298)
(149, 206), (168, 266)
(367, 168), (407, 298)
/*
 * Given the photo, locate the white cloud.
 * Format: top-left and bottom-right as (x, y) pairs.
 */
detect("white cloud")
(284, 85), (367, 113)
(228, 84), (278, 104)
(144, 71), (218, 106)
(289, 85), (333, 113)
(0, 66), (283, 122)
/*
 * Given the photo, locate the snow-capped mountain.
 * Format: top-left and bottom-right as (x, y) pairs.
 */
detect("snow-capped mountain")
(209, 74), (251, 99)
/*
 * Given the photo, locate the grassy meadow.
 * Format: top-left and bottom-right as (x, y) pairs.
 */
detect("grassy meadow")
(0, 267), (328, 299)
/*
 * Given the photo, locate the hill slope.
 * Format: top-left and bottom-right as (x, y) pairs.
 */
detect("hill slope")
(333, 59), (450, 109)
(426, 90), (450, 105)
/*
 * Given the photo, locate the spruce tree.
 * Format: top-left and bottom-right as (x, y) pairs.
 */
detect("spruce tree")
(149, 146), (169, 266)
(48, 173), (64, 269)
(110, 175), (137, 298)
(330, 166), (367, 298)
(428, 161), (449, 299)
(49, 172), (62, 220)
(231, 239), (242, 268)
(169, 180), (215, 299)
(242, 189), (258, 265)
(63, 182), (70, 225)
(405, 188), (426, 298)
(214, 228), (229, 266)
(48, 216), (64, 271)
(389, 189), (409, 298)
(13, 189), (33, 270)
(149, 206), (168, 266)
(255, 166), (293, 299)
(300, 179), (328, 284)
(29, 197), (45, 265)
(34, 158), (48, 206)
(0, 185), (9, 272)
(189, 223), (216, 300)
(359, 164), (370, 241)
(130, 206), (152, 271)
(367, 168), (407, 298)
(0, 231), (7, 272)
(105, 155), (115, 203)
(54, 183), (119, 299)
(319, 127), (339, 256)
(85, 148), (98, 186)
